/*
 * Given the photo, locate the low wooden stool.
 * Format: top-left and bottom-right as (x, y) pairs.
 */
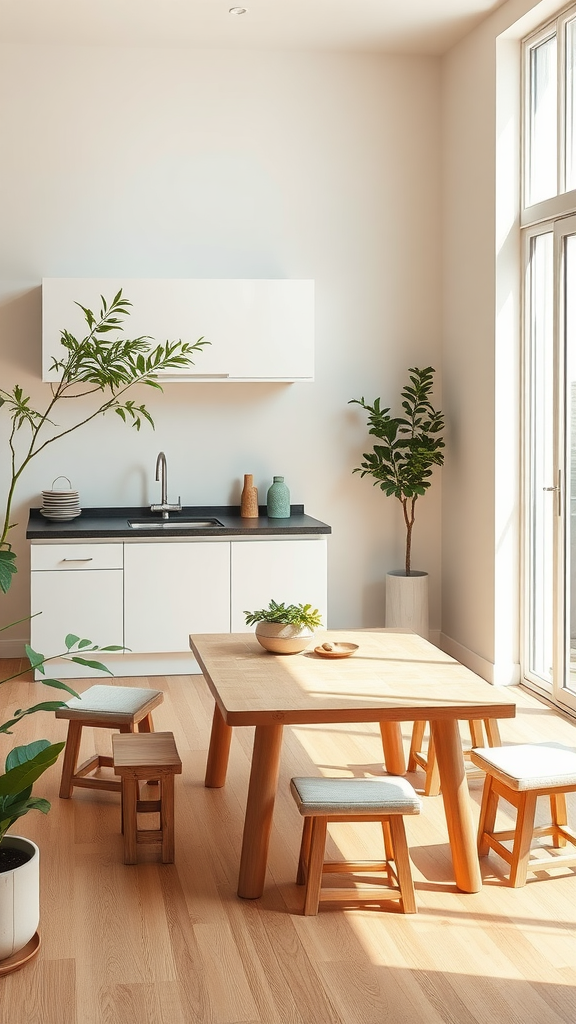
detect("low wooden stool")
(55, 685), (164, 799)
(112, 731), (182, 864)
(290, 775), (421, 915)
(408, 718), (502, 796)
(470, 743), (576, 887)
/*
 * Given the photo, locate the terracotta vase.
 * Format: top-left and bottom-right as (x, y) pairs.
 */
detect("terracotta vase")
(240, 474), (259, 518)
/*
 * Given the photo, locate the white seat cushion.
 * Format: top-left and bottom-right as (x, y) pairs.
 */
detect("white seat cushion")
(469, 744), (576, 792)
(63, 684), (163, 717)
(290, 776), (422, 816)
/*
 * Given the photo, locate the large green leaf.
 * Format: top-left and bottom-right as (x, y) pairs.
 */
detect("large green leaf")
(0, 740), (65, 798)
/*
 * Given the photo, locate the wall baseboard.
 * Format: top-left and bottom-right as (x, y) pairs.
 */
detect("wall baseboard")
(0, 636), (28, 660)
(437, 632), (520, 686)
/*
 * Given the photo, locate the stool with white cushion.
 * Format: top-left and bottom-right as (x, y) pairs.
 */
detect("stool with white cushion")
(470, 743), (576, 886)
(290, 775), (422, 915)
(56, 684), (164, 799)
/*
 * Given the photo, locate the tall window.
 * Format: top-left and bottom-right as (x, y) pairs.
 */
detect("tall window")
(523, 6), (576, 714)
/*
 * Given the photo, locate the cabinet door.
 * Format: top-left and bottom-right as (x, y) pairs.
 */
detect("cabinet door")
(230, 538), (328, 632)
(124, 542), (230, 653)
(31, 569), (124, 658)
(42, 278), (314, 382)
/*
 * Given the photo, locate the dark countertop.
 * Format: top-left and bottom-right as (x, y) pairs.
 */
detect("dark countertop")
(26, 505), (332, 540)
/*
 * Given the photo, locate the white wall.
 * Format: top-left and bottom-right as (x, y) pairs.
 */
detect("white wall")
(441, 0), (561, 682)
(0, 45), (443, 651)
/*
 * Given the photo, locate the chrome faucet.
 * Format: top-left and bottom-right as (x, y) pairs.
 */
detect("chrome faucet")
(150, 451), (182, 519)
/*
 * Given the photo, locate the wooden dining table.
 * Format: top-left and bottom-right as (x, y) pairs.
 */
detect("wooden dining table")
(189, 628), (516, 899)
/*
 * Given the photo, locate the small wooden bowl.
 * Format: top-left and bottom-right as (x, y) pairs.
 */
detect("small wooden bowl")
(313, 643), (359, 659)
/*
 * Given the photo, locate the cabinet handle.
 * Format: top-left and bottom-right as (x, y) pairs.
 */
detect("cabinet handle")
(61, 557), (94, 562)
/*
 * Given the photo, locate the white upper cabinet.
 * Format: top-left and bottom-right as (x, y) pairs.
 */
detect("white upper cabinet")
(42, 278), (314, 382)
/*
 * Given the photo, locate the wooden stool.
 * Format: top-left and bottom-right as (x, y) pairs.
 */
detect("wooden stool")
(470, 743), (576, 886)
(408, 718), (502, 796)
(55, 685), (164, 799)
(112, 731), (182, 864)
(290, 775), (421, 915)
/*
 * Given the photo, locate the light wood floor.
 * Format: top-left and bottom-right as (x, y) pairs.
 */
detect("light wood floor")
(1, 660), (576, 1024)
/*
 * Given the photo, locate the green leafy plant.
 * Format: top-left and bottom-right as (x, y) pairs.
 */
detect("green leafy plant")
(349, 366), (444, 576)
(244, 600), (323, 630)
(0, 621), (120, 844)
(0, 289), (209, 593)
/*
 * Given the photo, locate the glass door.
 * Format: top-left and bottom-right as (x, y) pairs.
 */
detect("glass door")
(525, 215), (576, 714)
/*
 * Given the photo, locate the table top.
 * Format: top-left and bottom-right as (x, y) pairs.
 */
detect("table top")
(189, 629), (516, 727)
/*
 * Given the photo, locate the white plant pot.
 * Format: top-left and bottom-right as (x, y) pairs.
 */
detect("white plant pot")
(385, 570), (429, 639)
(254, 621), (314, 654)
(0, 836), (40, 961)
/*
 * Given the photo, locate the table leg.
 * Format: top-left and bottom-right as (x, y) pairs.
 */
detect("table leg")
(205, 704), (233, 788)
(430, 718), (482, 893)
(379, 722), (407, 775)
(238, 722), (284, 899)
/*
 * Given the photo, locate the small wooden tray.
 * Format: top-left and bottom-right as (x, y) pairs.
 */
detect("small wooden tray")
(0, 932), (40, 976)
(314, 643), (359, 659)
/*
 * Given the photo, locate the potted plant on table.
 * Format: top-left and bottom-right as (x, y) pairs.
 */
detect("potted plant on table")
(349, 366), (444, 636)
(244, 599), (323, 654)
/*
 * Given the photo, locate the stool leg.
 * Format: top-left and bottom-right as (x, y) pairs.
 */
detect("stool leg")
(509, 792), (538, 887)
(137, 713), (154, 733)
(122, 777), (139, 865)
(422, 738), (440, 797)
(59, 721), (83, 799)
(468, 720), (485, 749)
(408, 722), (426, 771)
(550, 793), (568, 848)
(303, 818), (327, 916)
(161, 774), (176, 864)
(477, 776), (498, 857)
(483, 720), (502, 747)
(297, 817), (313, 885)
(382, 819), (394, 862)
(388, 816), (417, 914)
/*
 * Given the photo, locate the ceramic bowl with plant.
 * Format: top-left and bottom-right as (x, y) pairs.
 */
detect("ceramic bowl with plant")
(244, 600), (323, 654)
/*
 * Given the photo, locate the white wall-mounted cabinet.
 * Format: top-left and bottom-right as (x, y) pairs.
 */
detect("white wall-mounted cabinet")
(42, 278), (314, 382)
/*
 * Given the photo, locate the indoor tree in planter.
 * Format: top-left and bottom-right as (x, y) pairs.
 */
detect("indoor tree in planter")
(349, 366), (444, 633)
(244, 599), (323, 654)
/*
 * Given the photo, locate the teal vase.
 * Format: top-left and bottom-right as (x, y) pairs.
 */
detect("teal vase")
(267, 476), (290, 518)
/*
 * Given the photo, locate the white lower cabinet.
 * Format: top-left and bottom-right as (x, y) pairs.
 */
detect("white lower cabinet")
(30, 534), (327, 673)
(230, 538), (328, 632)
(30, 544), (124, 659)
(124, 541), (231, 653)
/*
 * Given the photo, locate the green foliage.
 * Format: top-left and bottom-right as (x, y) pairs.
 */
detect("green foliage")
(0, 289), (210, 592)
(349, 366), (444, 576)
(0, 739), (64, 843)
(0, 620), (118, 841)
(244, 600), (323, 629)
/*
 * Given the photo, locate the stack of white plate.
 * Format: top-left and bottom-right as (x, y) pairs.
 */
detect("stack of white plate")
(40, 477), (82, 521)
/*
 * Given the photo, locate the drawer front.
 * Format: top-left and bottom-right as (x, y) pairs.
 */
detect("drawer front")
(30, 543), (124, 571)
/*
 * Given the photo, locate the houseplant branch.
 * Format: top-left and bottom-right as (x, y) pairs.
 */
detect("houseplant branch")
(0, 288), (209, 592)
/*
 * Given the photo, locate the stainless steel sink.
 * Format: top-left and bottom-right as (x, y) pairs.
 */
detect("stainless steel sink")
(127, 518), (224, 530)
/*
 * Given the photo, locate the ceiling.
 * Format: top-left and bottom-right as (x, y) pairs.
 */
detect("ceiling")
(0, 0), (508, 55)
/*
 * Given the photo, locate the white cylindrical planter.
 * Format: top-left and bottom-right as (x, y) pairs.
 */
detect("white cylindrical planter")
(0, 837), (40, 961)
(385, 571), (429, 639)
